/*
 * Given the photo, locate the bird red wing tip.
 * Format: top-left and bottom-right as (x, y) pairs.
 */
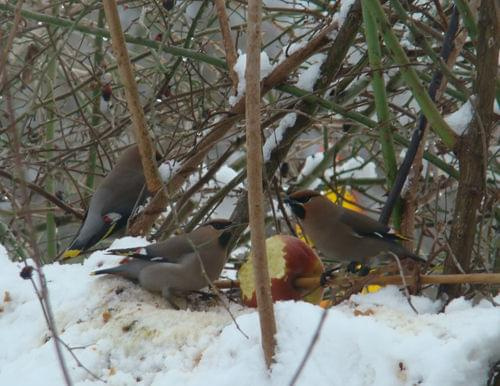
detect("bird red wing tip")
(106, 247), (142, 256)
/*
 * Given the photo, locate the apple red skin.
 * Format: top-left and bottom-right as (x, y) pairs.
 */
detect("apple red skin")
(239, 235), (324, 307)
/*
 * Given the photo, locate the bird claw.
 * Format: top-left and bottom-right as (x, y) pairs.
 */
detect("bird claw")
(320, 268), (337, 286)
(162, 288), (187, 310)
(346, 261), (370, 276)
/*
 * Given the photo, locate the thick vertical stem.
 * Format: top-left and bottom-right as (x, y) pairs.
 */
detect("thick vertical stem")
(103, 0), (164, 193)
(213, 0), (238, 89)
(361, 0), (400, 228)
(245, 0), (277, 368)
(379, 4), (461, 226)
(103, 0), (168, 235)
(365, 0), (457, 149)
(86, 9), (105, 192)
(45, 20), (58, 261)
(3, 62), (72, 386)
(442, 0), (498, 298)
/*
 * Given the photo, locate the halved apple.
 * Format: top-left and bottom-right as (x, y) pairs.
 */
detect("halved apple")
(238, 235), (324, 307)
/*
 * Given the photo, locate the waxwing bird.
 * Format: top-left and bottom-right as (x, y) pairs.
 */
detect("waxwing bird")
(62, 145), (159, 260)
(92, 219), (233, 306)
(285, 190), (423, 265)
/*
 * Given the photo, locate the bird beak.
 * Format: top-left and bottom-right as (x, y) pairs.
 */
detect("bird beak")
(60, 249), (81, 261)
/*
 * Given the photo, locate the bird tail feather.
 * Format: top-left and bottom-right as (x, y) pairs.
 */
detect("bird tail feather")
(91, 266), (126, 276)
(106, 247), (149, 260)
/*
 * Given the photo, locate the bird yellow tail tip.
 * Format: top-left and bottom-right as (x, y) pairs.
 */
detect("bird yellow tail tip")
(61, 249), (81, 261)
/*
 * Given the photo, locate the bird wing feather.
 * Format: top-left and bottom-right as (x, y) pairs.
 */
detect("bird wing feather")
(340, 209), (411, 241)
(339, 208), (392, 237)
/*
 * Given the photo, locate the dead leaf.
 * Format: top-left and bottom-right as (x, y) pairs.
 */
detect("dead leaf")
(353, 308), (374, 316)
(102, 310), (111, 323)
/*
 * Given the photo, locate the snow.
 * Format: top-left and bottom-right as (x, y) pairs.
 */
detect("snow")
(229, 52), (274, 106)
(295, 54), (326, 92)
(158, 160), (181, 182)
(296, 152), (325, 188)
(445, 98), (475, 135)
(337, 0), (356, 23)
(297, 153), (378, 189)
(328, 0), (356, 40)
(185, 1), (204, 21)
(209, 165), (243, 218)
(399, 149), (457, 178)
(334, 156), (377, 179)
(1, 243), (500, 386)
(262, 113), (297, 161)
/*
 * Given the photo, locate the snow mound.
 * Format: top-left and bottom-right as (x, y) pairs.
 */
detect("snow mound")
(445, 98), (475, 135)
(1, 243), (499, 386)
(229, 52), (273, 106)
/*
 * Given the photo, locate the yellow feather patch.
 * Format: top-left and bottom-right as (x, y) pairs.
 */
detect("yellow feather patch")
(99, 223), (117, 243)
(61, 249), (81, 260)
(391, 232), (412, 241)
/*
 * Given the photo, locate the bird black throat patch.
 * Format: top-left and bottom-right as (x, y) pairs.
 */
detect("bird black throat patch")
(218, 231), (232, 248)
(289, 202), (305, 219)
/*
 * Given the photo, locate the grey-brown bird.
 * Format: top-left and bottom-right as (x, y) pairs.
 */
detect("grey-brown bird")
(285, 190), (422, 265)
(62, 145), (160, 260)
(91, 219), (233, 306)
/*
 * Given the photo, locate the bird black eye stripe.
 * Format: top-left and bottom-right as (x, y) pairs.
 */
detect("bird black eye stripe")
(294, 195), (311, 203)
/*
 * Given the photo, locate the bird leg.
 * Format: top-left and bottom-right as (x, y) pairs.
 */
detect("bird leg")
(346, 261), (371, 276)
(191, 290), (217, 301)
(161, 287), (188, 310)
(320, 266), (343, 286)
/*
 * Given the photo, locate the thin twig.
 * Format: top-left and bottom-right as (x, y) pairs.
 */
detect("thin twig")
(3, 56), (73, 386)
(213, 0), (239, 90)
(103, 0), (168, 236)
(388, 252), (418, 314)
(246, 0), (277, 367)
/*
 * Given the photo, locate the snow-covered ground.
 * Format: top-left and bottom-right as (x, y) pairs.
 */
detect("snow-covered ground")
(1, 241), (499, 386)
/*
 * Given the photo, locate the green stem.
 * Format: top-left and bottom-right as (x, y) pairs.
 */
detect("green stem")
(0, 3), (227, 70)
(389, 0), (469, 97)
(86, 9), (105, 191)
(296, 134), (350, 189)
(419, 71), (467, 102)
(362, 1), (397, 185)
(0, 221), (29, 261)
(163, 0), (208, 88)
(279, 84), (459, 179)
(365, 0), (457, 149)
(362, 0), (401, 228)
(44, 25), (58, 261)
(453, 0), (478, 42)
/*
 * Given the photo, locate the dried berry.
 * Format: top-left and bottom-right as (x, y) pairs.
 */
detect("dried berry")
(3, 291), (11, 302)
(101, 83), (112, 102)
(20, 265), (34, 280)
(280, 162), (289, 178)
(163, 0), (175, 11)
(102, 309), (112, 323)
